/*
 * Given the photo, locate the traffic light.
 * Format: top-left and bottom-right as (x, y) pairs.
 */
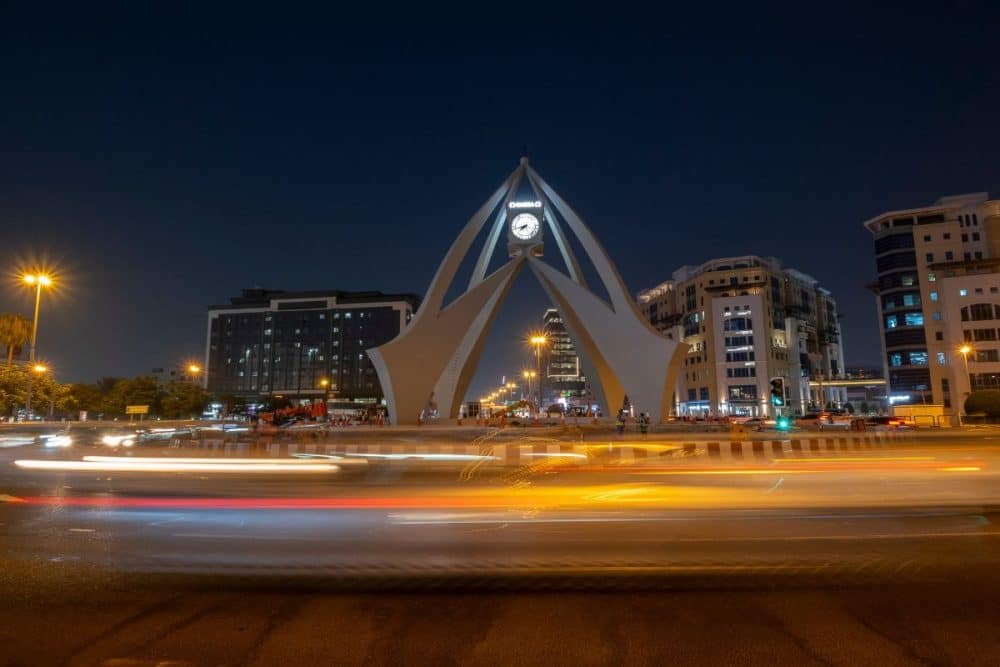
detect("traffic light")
(769, 377), (785, 406)
(776, 415), (792, 431)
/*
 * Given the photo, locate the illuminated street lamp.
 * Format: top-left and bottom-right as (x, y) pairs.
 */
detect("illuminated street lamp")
(32, 364), (47, 373)
(529, 333), (548, 409)
(959, 344), (973, 424)
(522, 370), (537, 404)
(21, 272), (53, 419)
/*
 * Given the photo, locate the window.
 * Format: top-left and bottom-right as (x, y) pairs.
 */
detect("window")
(973, 214), (979, 226)
(889, 353), (904, 367)
(727, 385), (756, 401)
(962, 233), (969, 242)
(902, 293), (920, 307)
(904, 312), (924, 326)
(885, 315), (898, 329)
(960, 289), (969, 297)
(945, 251), (954, 260)
(926, 253), (934, 262)
(927, 272), (936, 282)
(923, 234), (931, 242)
(976, 288), (984, 295)
(937, 352), (946, 365)
(699, 387), (710, 401)
(933, 311), (942, 321)
(970, 303), (994, 321)
(935, 331), (944, 341)
(975, 350), (1000, 363)
(965, 253), (972, 261)
(972, 328), (998, 341)
(944, 233), (951, 240)
(930, 291), (938, 301)
(973, 232), (981, 241)
(908, 351), (928, 365)
(976, 251), (983, 260)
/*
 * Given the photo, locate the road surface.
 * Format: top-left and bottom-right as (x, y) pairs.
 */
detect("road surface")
(2, 434), (999, 665)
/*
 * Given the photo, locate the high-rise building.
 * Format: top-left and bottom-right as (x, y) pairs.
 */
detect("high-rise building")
(541, 308), (587, 408)
(205, 288), (419, 406)
(865, 192), (1000, 416)
(637, 256), (845, 417)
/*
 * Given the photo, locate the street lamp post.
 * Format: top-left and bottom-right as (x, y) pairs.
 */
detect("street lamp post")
(22, 273), (52, 419)
(959, 344), (973, 425)
(530, 334), (547, 412)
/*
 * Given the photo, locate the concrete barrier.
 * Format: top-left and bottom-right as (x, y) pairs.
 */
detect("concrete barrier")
(183, 431), (904, 466)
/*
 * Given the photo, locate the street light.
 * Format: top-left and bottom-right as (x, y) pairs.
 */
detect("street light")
(959, 344), (973, 424)
(21, 272), (53, 419)
(522, 370), (537, 405)
(529, 333), (548, 410)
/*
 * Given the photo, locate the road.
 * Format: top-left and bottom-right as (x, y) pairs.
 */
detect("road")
(2, 433), (999, 665)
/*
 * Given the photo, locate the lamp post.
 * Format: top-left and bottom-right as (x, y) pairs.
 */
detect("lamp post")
(522, 370), (537, 409)
(959, 344), (973, 424)
(22, 273), (52, 419)
(530, 334), (547, 411)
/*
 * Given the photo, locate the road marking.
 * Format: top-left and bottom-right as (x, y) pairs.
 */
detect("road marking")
(67, 528), (95, 533)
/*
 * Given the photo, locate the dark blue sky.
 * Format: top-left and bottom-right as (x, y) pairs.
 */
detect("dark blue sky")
(1, 4), (998, 398)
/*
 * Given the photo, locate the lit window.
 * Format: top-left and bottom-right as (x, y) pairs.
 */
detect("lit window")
(933, 311), (942, 321)
(889, 353), (903, 367)
(930, 291), (938, 301)
(885, 315), (898, 329)
(960, 289), (969, 297)
(927, 273), (936, 282)
(909, 351), (928, 366)
(904, 312), (924, 326)
(937, 352), (946, 365)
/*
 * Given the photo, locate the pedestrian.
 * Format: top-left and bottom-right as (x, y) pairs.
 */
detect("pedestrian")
(615, 410), (625, 436)
(639, 412), (649, 436)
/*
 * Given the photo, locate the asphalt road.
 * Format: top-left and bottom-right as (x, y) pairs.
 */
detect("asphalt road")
(2, 435), (999, 665)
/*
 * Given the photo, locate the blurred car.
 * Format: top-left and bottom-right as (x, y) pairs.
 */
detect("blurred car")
(866, 416), (911, 430)
(797, 412), (851, 430)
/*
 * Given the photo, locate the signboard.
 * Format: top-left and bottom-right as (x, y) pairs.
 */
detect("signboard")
(125, 405), (149, 415)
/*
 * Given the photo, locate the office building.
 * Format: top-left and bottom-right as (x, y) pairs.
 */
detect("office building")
(541, 308), (588, 408)
(205, 288), (420, 405)
(637, 256), (845, 417)
(865, 192), (1000, 417)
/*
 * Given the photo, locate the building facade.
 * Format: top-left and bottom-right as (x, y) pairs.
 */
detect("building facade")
(637, 256), (845, 417)
(205, 289), (419, 405)
(541, 308), (588, 408)
(865, 192), (1000, 417)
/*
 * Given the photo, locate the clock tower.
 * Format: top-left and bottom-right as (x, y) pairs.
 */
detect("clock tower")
(506, 198), (544, 258)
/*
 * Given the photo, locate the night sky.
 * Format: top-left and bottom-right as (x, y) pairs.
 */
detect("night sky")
(2, 5), (998, 399)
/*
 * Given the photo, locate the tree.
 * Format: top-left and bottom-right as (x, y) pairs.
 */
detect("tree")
(859, 401), (870, 415)
(160, 381), (209, 418)
(0, 313), (31, 365)
(844, 402), (854, 414)
(964, 390), (1000, 417)
(0, 364), (74, 418)
(103, 376), (160, 416)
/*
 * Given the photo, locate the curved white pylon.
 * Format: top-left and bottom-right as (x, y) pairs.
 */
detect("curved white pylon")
(370, 159), (686, 425)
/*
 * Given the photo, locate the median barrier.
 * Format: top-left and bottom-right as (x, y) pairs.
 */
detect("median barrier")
(178, 431), (905, 467)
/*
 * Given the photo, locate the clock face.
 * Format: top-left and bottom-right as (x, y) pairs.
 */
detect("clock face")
(510, 213), (540, 240)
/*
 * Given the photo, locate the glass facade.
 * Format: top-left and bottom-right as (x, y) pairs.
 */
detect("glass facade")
(207, 289), (418, 401)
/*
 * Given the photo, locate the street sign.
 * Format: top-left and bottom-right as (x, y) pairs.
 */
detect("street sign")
(125, 405), (149, 415)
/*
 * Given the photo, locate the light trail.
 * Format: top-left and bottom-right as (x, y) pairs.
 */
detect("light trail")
(14, 459), (339, 473)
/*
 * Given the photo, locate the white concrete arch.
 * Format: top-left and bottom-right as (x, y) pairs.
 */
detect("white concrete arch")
(369, 159), (686, 425)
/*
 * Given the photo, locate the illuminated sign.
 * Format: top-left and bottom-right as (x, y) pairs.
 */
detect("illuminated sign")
(508, 201), (542, 209)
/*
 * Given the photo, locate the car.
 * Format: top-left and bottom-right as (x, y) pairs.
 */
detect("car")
(797, 412), (851, 430)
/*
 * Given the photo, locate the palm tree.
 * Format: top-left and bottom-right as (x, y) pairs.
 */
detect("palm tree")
(0, 313), (31, 366)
